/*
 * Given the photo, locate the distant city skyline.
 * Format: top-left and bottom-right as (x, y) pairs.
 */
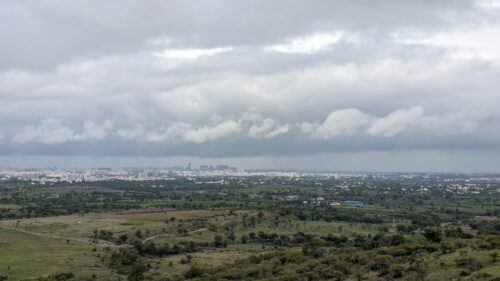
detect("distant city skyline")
(2, 148), (500, 173)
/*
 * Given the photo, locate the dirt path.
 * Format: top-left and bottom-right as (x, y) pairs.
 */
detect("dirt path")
(142, 228), (207, 243)
(142, 211), (259, 243)
(0, 225), (126, 247)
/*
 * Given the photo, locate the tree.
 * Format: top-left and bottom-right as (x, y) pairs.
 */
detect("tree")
(127, 259), (148, 281)
(489, 251), (498, 263)
(390, 234), (405, 246)
(213, 235), (225, 247)
(241, 235), (248, 244)
(302, 236), (326, 257)
(422, 228), (442, 243)
(118, 234), (128, 243)
(227, 232), (236, 242)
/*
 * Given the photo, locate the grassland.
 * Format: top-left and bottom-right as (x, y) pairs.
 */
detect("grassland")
(0, 209), (233, 240)
(0, 208), (263, 280)
(0, 228), (119, 280)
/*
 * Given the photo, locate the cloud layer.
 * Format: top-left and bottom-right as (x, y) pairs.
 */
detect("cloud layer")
(1, 0), (500, 170)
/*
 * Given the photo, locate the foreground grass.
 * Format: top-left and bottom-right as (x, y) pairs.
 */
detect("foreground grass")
(0, 208), (230, 240)
(145, 248), (255, 280)
(0, 228), (120, 280)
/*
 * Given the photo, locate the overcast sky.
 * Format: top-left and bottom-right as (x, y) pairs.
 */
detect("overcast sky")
(1, 0), (500, 172)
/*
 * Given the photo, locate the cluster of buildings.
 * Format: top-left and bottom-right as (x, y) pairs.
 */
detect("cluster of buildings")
(0, 167), (498, 197)
(0, 168), (130, 184)
(0, 164), (241, 184)
(0, 165), (338, 185)
(284, 195), (364, 207)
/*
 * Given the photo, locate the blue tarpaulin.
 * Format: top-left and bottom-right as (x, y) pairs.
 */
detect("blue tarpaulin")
(343, 200), (364, 206)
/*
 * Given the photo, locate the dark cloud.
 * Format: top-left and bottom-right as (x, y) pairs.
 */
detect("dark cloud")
(0, 0), (473, 70)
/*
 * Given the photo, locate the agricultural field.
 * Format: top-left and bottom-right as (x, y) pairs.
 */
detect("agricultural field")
(0, 228), (118, 280)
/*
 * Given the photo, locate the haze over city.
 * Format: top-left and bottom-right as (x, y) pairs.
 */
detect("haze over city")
(2, 0), (500, 172)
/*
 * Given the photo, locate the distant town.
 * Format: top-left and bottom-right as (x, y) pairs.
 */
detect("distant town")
(1, 165), (499, 198)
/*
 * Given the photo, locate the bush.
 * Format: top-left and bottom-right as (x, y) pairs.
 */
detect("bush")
(390, 264), (405, 278)
(185, 265), (204, 279)
(422, 228), (442, 243)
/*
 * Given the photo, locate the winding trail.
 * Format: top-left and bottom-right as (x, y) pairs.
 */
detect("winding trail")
(142, 228), (207, 243)
(141, 210), (259, 244)
(0, 225), (126, 248)
(1, 224), (208, 246)
(1, 211), (258, 247)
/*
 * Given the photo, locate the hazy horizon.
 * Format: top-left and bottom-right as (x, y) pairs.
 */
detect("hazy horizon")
(2, 148), (500, 174)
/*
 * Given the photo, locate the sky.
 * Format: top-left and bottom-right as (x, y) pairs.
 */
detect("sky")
(1, 0), (500, 172)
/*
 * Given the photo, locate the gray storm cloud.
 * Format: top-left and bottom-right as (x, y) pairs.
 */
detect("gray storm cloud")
(1, 0), (500, 171)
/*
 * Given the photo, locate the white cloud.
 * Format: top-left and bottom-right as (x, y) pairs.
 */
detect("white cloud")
(7, 106), (489, 147)
(420, 113), (480, 134)
(13, 119), (114, 144)
(393, 26), (500, 60)
(146, 123), (192, 142)
(248, 118), (290, 139)
(156, 47), (233, 60)
(368, 106), (424, 137)
(114, 123), (192, 142)
(183, 120), (240, 143)
(266, 32), (343, 54)
(112, 121), (241, 143)
(75, 120), (114, 141)
(115, 126), (146, 140)
(308, 108), (372, 139)
(303, 106), (482, 139)
(367, 107), (484, 137)
(13, 119), (76, 144)
(476, 0), (500, 9)
(147, 36), (172, 47)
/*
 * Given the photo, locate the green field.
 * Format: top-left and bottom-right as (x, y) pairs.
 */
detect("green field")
(0, 208), (268, 280)
(0, 228), (119, 280)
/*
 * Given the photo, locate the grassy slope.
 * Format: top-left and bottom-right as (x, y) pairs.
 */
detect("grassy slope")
(0, 228), (120, 280)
